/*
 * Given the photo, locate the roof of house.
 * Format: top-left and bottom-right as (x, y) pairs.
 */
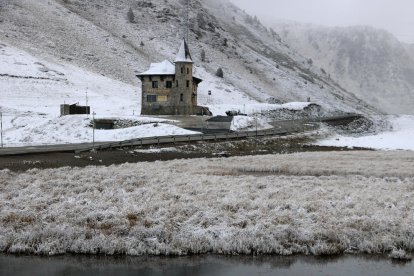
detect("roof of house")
(137, 60), (175, 76)
(174, 39), (193, 63)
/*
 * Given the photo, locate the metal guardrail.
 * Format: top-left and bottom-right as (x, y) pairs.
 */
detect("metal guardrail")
(85, 114), (360, 152)
(83, 127), (304, 153)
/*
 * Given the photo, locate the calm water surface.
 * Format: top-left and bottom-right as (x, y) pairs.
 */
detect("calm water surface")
(1, 254), (413, 276)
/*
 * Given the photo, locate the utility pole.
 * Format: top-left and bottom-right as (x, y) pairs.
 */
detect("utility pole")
(92, 111), (96, 152)
(0, 112), (3, 148)
(255, 110), (258, 137)
(86, 88), (89, 118)
(201, 108), (204, 133)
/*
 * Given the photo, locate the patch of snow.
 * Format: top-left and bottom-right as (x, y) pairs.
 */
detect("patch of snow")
(133, 147), (179, 154)
(317, 115), (414, 151)
(230, 116), (272, 131)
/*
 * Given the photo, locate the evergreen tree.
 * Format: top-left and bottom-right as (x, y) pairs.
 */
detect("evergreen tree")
(216, 67), (224, 78)
(201, 49), (206, 62)
(127, 8), (135, 23)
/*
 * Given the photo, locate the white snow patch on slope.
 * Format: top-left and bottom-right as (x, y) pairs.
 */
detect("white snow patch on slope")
(1, 151), (414, 256)
(317, 116), (414, 151)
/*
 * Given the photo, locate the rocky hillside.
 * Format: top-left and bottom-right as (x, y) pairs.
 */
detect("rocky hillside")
(406, 44), (414, 61)
(272, 22), (414, 114)
(0, 0), (376, 114)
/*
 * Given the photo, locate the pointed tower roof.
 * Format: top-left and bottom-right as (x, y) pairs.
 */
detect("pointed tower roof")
(175, 39), (193, 63)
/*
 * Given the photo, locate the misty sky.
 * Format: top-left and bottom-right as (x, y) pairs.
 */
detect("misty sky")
(231, 0), (414, 43)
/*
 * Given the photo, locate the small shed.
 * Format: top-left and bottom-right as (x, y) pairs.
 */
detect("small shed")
(61, 104), (90, 116)
(94, 119), (115, 130)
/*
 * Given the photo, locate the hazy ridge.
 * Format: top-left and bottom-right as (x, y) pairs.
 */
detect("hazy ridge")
(272, 21), (414, 114)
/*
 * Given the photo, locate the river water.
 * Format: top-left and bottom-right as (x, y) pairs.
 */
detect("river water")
(1, 254), (413, 276)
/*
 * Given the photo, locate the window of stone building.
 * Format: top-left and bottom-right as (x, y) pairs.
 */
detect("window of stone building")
(152, 81), (158, 88)
(181, 67), (184, 74)
(166, 81), (172, 88)
(157, 95), (168, 102)
(180, 93), (184, 102)
(187, 68), (190, 74)
(176, 80), (178, 87)
(186, 80), (190, 87)
(147, 95), (157, 102)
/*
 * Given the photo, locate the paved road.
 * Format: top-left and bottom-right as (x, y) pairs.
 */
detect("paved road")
(0, 128), (301, 157)
(0, 114), (360, 157)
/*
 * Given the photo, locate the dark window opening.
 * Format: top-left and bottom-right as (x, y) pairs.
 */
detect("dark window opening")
(147, 95), (157, 102)
(166, 81), (173, 88)
(152, 81), (158, 88)
(180, 93), (184, 102)
(186, 80), (190, 87)
(187, 68), (190, 74)
(176, 80), (178, 87)
(181, 67), (184, 74)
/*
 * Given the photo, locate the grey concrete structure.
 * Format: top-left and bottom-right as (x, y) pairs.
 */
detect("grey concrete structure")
(137, 39), (205, 115)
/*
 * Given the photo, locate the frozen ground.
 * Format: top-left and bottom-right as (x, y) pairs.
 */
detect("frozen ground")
(317, 115), (414, 151)
(1, 151), (414, 257)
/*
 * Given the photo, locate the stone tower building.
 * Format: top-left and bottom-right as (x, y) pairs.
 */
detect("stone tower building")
(137, 39), (207, 116)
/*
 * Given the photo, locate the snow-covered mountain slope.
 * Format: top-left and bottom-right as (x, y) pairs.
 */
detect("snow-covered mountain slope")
(0, 0), (375, 115)
(272, 22), (414, 115)
(0, 43), (138, 116)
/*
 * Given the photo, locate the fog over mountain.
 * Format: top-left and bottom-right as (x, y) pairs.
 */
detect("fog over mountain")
(271, 22), (414, 114)
(230, 0), (414, 114)
(231, 0), (414, 44)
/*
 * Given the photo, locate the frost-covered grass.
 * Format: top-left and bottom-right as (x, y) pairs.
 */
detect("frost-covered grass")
(1, 151), (414, 257)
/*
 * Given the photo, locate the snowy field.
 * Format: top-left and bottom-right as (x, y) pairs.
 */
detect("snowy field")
(1, 151), (414, 257)
(317, 116), (414, 151)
